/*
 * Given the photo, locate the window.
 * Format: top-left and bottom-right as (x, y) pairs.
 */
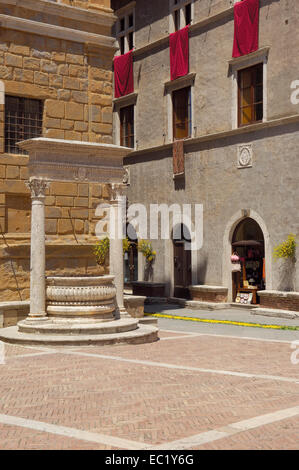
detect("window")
(170, 0), (193, 32)
(173, 86), (191, 140)
(120, 105), (134, 148)
(5, 96), (43, 155)
(185, 3), (192, 26)
(117, 9), (135, 55)
(238, 63), (263, 127)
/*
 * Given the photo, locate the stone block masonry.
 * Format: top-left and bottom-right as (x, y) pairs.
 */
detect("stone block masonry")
(0, 178), (111, 301)
(0, 0), (117, 301)
(0, 30), (114, 148)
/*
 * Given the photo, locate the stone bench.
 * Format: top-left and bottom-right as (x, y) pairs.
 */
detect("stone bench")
(0, 301), (30, 328)
(189, 285), (228, 303)
(258, 290), (299, 312)
(131, 282), (166, 298)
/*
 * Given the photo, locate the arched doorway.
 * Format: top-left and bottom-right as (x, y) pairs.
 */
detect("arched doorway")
(172, 223), (192, 299)
(124, 223), (138, 284)
(232, 218), (265, 305)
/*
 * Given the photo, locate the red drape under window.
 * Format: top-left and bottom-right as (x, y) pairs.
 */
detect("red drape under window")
(114, 51), (134, 98)
(170, 25), (189, 81)
(173, 139), (185, 176)
(232, 0), (259, 58)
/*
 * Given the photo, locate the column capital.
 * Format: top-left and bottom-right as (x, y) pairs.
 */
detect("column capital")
(110, 183), (126, 203)
(26, 178), (50, 199)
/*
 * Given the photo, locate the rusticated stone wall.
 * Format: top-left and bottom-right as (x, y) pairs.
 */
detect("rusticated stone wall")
(0, 180), (111, 301)
(0, 1), (116, 301)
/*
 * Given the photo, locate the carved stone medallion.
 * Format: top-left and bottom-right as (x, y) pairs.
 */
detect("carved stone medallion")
(238, 144), (253, 168)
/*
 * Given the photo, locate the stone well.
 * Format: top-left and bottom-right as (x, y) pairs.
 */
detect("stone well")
(46, 275), (116, 322)
(1, 274), (158, 345)
(0, 138), (158, 346)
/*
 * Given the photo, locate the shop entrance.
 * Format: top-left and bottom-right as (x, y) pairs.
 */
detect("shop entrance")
(173, 224), (192, 299)
(232, 218), (265, 305)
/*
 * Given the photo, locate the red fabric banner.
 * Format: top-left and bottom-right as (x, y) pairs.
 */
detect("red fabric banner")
(232, 0), (259, 58)
(170, 25), (189, 81)
(114, 51), (134, 98)
(173, 139), (185, 176)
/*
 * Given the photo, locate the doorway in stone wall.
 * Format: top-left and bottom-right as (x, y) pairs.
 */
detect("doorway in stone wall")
(124, 223), (138, 286)
(232, 218), (265, 305)
(173, 223), (192, 299)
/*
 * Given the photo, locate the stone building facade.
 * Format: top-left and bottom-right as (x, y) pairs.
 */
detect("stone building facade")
(0, 0), (116, 300)
(112, 0), (299, 304)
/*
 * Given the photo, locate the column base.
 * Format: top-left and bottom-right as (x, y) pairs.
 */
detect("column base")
(119, 307), (130, 318)
(25, 314), (49, 323)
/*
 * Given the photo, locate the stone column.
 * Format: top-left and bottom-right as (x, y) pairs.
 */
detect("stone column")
(26, 178), (50, 321)
(109, 184), (128, 318)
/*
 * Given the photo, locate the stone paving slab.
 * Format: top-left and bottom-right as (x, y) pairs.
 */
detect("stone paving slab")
(145, 304), (299, 327)
(157, 318), (299, 341)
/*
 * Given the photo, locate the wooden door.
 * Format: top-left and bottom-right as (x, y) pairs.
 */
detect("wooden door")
(174, 242), (191, 299)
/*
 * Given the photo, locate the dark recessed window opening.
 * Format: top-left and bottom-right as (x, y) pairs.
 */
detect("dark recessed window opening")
(185, 3), (192, 25)
(174, 9), (180, 31)
(120, 36), (125, 55)
(120, 105), (134, 148)
(5, 96), (43, 155)
(128, 14), (134, 28)
(120, 17), (125, 32)
(173, 86), (191, 140)
(128, 31), (134, 50)
(238, 63), (263, 127)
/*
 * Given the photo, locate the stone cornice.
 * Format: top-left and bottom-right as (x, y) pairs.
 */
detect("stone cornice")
(125, 114), (299, 160)
(0, 13), (117, 50)
(228, 47), (270, 68)
(0, 0), (116, 27)
(113, 92), (138, 109)
(18, 138), (131, 184)
(18, 138), (131, 157)
(164, 73), (196, 93)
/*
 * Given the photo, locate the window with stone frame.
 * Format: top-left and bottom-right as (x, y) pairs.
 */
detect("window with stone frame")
(172, 86), (192, 140)
(116, 8), (135, 55)
(170, 0), (193, 33)
(120, 105), (134, 148)
(5, 96), (43, 155)
(238, 63), (263, 127)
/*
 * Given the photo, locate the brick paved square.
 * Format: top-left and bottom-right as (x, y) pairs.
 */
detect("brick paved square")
(0, 333), (298, 449)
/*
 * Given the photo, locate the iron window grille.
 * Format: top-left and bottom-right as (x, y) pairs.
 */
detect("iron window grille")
(5, 96), (43, 155)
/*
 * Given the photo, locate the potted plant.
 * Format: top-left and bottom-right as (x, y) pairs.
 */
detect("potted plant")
(93, 237), (132, 266)
(137, 240), (156, 281)
(273, 233), (297, 291)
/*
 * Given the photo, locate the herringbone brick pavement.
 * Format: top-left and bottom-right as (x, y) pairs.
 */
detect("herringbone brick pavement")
(196, 416), (299, 450)
(0, 424), (120, 450)
(74, 334), (299, 379)
(0, 331), (298, 449)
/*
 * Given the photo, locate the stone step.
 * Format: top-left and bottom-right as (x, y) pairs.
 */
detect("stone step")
(0, 324), (159, 346)
(138, 316), (158, 326)
(17, 318), (139, 336)
(251, 307), (299, 320)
